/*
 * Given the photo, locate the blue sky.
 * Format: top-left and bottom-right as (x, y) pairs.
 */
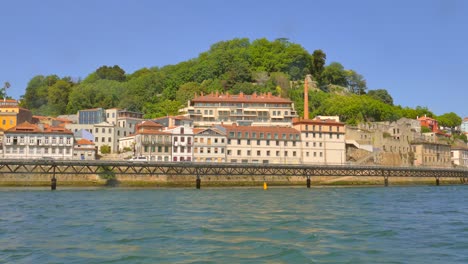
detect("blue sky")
(1, 0), (467, 117)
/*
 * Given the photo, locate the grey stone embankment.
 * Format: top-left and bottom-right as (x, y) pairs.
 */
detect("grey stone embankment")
(0, 173), (464, 187)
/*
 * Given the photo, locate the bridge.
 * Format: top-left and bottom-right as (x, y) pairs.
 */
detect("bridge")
(1, 159), (467, 188)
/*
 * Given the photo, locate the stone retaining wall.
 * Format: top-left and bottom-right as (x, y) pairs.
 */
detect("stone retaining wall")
(0, 173), (464, 187)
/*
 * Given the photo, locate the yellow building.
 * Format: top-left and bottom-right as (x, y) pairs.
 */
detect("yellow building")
(0, 99), (33, 131)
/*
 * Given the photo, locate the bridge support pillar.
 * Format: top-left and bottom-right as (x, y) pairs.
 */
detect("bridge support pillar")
(307, 177), (311, 188)
(51, 176), (57, 190)
(196, 169), (201, 189)
(436, 178), (440, 186)
(51, 166), (57, 190)
(384, 177), (389, 187)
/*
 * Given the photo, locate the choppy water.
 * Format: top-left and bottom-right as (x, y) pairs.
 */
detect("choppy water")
(0, 186), (467, 263)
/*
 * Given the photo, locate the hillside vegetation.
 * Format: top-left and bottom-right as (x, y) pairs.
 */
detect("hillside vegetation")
(19, 38), (461, 128)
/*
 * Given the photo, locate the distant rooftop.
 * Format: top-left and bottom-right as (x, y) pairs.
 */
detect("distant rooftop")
(190, 92), (292, 104)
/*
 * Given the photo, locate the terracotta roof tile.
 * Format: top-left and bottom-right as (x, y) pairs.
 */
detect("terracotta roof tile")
(76, 139), (94, 145)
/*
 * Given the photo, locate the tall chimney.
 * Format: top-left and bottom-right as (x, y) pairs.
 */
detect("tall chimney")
(304, 75), (311, 119)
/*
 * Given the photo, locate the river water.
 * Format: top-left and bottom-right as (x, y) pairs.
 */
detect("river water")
(0, 186), (467, 263)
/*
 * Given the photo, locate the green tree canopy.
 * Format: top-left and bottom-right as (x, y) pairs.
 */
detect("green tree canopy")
(367, 89), (393, 105)
(437, 112), (462, 128)
(95, 65), (126, 82)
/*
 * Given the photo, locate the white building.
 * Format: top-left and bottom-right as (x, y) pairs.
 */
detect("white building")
(221, 125), (301, 164)
(166, 125), (194, 162)
(3, 122), (74, 160)
(451, 147), (468, 167)
(293, 117), (346, 165)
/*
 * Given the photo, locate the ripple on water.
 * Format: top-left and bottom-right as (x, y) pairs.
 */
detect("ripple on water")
(0, 186), (467, 263)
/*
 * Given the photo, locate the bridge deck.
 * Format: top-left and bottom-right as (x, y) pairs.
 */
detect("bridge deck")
(0, 160), (467, 179)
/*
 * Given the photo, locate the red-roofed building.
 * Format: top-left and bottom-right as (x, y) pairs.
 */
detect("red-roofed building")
(74, 139), (96, 160)
(185, 92), (298, 127)
(3, 122), (74, 160)
(133, 121), (172, 161)
(418, 115), (440, 133)
(220, 125), (301, 164)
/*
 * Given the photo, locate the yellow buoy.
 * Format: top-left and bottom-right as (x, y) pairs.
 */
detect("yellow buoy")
(263, 181), (268, 190)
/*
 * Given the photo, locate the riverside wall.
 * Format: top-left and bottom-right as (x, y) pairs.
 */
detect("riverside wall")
(0, 173), (464, 187)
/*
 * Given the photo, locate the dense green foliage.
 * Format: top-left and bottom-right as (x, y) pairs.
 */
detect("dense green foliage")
(18, 37), (461, 127)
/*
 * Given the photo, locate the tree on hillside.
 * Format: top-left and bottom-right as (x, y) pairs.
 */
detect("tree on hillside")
(143, 98), (182, 118)
(321, 62), (348, 88)
(20, 75), (60, 114)
(310, 49), (326, 82)
(346, 70), (367, 95)
(95, 65), (126, 82)
(437, 112), (462, 129)
(367, 89), (393, 105)
(119, 69), (166, 112)
(175, 82), (201, 105)
(66, 80), (125, 114)
(2, 81), (10, 98)
(47, 79), (73, 116)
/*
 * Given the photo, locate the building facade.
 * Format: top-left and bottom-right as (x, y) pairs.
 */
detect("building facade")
(451, 147), (468, 167)
(461, 117), (468, 134)
(193, 127), (227, 163)
(133, 121), (172, 161)
(418, 115), (439, 133)
(78, 108), (106, 124)
(186, 92), (298, 127)
(293, 117), (346, 165)
(166, 125), (194, 162)
(3, 122), (74, 160)
(221, 125), (301, 164)
(411, 141), (451, 167)
(73, 139), (96, 160)
(0, 99), (33, 131)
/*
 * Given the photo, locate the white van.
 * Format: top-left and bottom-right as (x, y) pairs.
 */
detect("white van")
(129, 156), (148, 161)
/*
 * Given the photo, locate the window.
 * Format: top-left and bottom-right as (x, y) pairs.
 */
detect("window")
(101, 137), (105, 143)
(257, 150), (261, 156)
(257, 140), (260, 145)
(276, 151), (280, 156)
(227, 150), (232, 155)
(284, 151), (288, 157)
(95, 128), (98, 133)
(293, 151), (296, 157)
(276, 141), (279, 146)
(95, 137), (98, 142)
(237, 150), (241, 155)
(237, 139), (241, 145)
(267, 150), (270, 156)
(102, 128), (105, 133)
(247, 150), (251, 156)
(247, 139), (250, 145)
